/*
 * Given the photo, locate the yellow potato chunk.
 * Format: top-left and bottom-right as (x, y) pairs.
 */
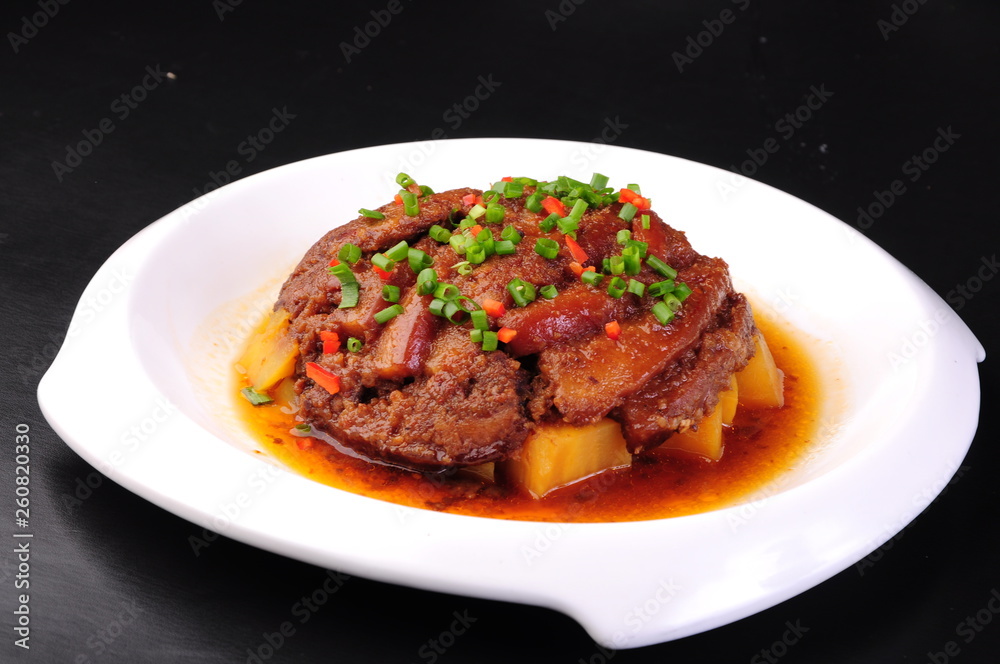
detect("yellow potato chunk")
(735, 333), (785, 409)
(237, 309), (299, 392)
(661, 405), (724, 461)
(503, 418), (632, 498)
(719, 374), (738, 426)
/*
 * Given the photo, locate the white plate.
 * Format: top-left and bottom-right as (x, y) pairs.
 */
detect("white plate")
(38, 138), (985, 649)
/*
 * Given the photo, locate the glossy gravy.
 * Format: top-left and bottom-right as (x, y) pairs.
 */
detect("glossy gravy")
(234, 314), (821, 522)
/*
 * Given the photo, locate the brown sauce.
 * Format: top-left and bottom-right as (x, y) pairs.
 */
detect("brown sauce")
(234, 313), (821, 522)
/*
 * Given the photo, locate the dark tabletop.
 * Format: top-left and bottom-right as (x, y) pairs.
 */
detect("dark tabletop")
(2, 1), (998, 662)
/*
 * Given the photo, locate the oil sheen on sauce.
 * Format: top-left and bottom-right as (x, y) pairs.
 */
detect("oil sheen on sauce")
(234, 314), (821, 523)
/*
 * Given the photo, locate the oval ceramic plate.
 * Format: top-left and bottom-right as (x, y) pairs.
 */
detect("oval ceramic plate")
(38, 139), (984, 649)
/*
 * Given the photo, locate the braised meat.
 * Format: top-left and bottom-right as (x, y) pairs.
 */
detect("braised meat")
(275, 178), (757, 470)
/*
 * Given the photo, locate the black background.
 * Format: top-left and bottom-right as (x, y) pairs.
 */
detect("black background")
(2, 1), (998, 662)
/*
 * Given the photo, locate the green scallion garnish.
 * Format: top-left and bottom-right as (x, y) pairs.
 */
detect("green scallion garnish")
(429, 224), (452, 243)
(485, 203), (505, 224)
(525, 192), (544, 213)
(396, 172), (416, 187)
(534, 238), (559, 260)
(607, 276), (627, 298)
(338, 243), (362, 264)
(416, 268), (437, 295)
(347, 337), (363, 353)
(359, 208), (384, 220)
(641, 214), (650, 229)
(374, 304), (404, 324)
(500, 226), (522, 244)
(495, 240), (517, 255)
(372, 253), (395, 272)
(433, 283), (460, 301)
(240, 386), (273, 406)
(581, 271), (604, 287)
(540, 284), (558, 299)
(651, 300), (675, 325)
(589, 173), (609, 190)
(647, 255), (678, 279)
(408, 247), (433, 273)
(470, 309), (488, 330)
(674, 282), (693, 301)
(626, 280), (646, 297)
(385, 241), (410, 262)
(469, 204), (486, 219)
(539, 213), (560, 233)
(507, 278), (536, 307)
(663, 292), (683, 312)
(616, 229), (631, 245)
(470, 329), (484, 343)
(466, 243), (486, 264)
(481, 330), (499, 351)
(557, 217), (578, 236)
(648, 280), (676, 298)
(618, 202), (638, 222)
(401, 191), (419, 217)
(382, 284), (401, 302)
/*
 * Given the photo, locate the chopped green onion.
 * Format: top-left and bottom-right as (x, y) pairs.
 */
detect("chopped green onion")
(609, 255), (625, 275)
(458, 217), (477, 229)
(607, 276), (627, 298)
(347, 337), (363, 353)
(452, 260), (473, 275)
(328, 262), (356, 283)
(557, 217), (578, 236)
(641, 214), (650, 229)
(651, 300), (675, 325)
(470, 309), (489, 330)
(500, 226), (522, 244)
(294, 423), (312, 433)
(375, 304), (405, 324)
(626, 279), (646, 297)
(240, 386), (273, 406)
(401, 191), (420, 217)
(408, 247), (433, 273)
(648, 280), (676, 298)
(513, 176), (538, 186)
(433, 283), (460, 301)
(495, 240), (517, 255)
(382, 284), (401, 302)
(625, 239), (648, 258)
(590, 173), (609, 190)
(475, 229), (495, 256)
(485, 202), (505, 224)
(506, 278), (536, 307)
(539, 213), (560, 233)
(581, 271), (604, 287)
(359, 208), (384, 220)
(674, 282), (693, 301)
(616, 229), (631, 245)
(470, 329), (484, 343)
(419, 185), (434, 196)
(534, 238), (559, 260)
(416, 268), (437, 295)
(481, 330), (499, 351)
(339, 282), (360, 309)
(429, 298), (447, 317)
(385, 241), (409, 262)
(449, 234), (467, 255)
(525, 192), (544, 213)
(469, 204), (486, 219)
(568, 199), (589, 221)
(618, 202), (638, 222)
(482, 189), (501, 204)
(540, 284), (558, 299)
(647, 255), (678, 279)
(442, 301), (468, 324)
(429, 224), (452, 243)
(622, 247), (642, 275)
(663, 292), (683, 312)
(627, 183), (641, 195)
(503, 181), (524, 198)
(396, 172), (416, 187)
(372, 253), (395, 272)
(466, 243), (487, 264)
(339, 243), (362, 264)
